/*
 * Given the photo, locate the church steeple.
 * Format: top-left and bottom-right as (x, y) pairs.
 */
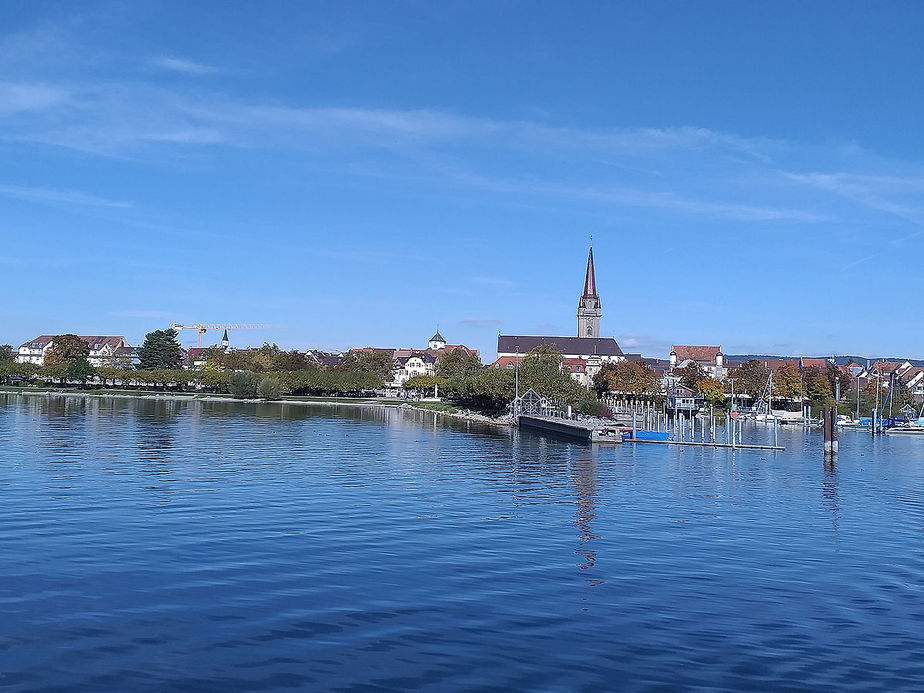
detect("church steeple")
(577, 246), (602, 338)
(582, 246), (597, 298)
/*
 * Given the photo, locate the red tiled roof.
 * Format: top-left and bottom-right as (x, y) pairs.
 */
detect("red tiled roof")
(800, 358), (828, 369)
(672, 345), (721, 363)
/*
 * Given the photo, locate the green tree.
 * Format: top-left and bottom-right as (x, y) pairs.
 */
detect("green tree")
(45, 334), (90, 366)
(66, 356), (96, 385)
(139, 329), (184, 370)
(517, 344), (586, 402)
(446, 368), (515, 411)
(272, 349), (312, 371)
(257, 376), (284, 400)
(0, 344), (15, 363)
(338, 350), (393, 380)
(435, 348), (483, 378)
(230, 370), (261, 399)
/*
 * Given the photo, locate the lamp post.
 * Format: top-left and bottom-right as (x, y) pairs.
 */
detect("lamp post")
(515, 346), (520, 400)
(856, 375), (862, 421)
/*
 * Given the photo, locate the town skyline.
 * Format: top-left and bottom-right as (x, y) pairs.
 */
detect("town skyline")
(4, 3), (924, 358)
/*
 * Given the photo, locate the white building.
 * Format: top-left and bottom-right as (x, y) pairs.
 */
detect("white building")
(17, 335), (132, 367)
(669, 345), (727, 380)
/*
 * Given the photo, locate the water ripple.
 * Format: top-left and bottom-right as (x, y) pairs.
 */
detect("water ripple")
(2, 394), (924, 690)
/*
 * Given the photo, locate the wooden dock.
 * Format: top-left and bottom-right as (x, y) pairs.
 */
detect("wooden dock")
(518, 415), (784, 450)
(518, 414), (623, 443)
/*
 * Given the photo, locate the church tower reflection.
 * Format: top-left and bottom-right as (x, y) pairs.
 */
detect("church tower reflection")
(573, 455), (600, 570)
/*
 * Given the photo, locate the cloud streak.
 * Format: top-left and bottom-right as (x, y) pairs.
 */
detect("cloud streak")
(0, 183), (132, 208)
(152, 56), (219, 76)
(0, 77), (918, 229)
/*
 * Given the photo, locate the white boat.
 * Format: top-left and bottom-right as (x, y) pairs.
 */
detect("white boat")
(885, 418), (924, 435)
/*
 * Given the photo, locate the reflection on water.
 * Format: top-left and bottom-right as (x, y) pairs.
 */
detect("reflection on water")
(573, 455), (599, 571)
(2, 393), (924, 691)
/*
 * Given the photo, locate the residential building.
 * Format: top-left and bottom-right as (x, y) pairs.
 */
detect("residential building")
(17, 335), (132, 367)
(669, 345), (726, 380)
(666, 384), (703, 412)
(354, 332), (479, 386)
(393, 351), (438, 385)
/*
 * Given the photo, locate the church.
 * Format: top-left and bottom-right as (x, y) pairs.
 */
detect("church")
(494, 246), (625, 387)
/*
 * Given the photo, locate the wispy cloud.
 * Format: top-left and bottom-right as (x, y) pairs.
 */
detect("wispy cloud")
(0, 183), (132, 208)
(0, 81), (68, 116)
(152, 56), (219, 76)
(0, 77), (915, 228)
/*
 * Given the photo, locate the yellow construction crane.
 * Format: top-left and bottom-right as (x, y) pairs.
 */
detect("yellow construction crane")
(170, 324), (285, 348)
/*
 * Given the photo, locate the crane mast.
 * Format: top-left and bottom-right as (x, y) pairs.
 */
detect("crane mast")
(170, 324), (284, 347)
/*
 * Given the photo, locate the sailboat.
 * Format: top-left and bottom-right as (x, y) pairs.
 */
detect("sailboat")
(885, 402), (924, 434)
(753, 369), (776, 423)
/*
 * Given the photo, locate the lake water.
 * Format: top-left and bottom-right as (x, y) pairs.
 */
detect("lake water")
(1, 393), (923, 691)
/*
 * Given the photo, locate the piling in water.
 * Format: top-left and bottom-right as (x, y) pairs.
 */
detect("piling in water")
(823, 406), (838, 457)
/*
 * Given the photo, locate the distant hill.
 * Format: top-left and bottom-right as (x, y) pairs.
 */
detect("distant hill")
(724, 355), (924, 368)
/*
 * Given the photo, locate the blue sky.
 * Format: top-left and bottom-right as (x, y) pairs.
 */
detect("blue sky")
(2, 1), (924, 359)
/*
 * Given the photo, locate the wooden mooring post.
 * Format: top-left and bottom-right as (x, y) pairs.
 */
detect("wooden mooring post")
(823, 406), (838, 458)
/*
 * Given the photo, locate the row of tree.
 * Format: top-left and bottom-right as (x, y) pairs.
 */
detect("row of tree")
(592, 357), (902, 412)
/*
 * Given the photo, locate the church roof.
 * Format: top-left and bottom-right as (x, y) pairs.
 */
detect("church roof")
(430, 330), (445, 343)
(497, 335), (623, 357)
(582, 247), (597, 298)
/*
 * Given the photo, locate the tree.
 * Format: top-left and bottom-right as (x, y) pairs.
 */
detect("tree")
(139, 329), (184, 370)
(0, 345), (14, 363)
(435, 348), (483, 378)
(594, 360), (659, 396)
(272, 349), (312, 371)
(775, 364), (803, 399)
(257, 377), (284, 400)
(338, 350), (393, 380)
(230, 370), (261, 399)
(674, 362), (705, 390)
(729, 360), (770, 398)
(826, 363), (852, 400)
(66, 356), (96, 385)
(803, 366), (834, 408)
(446, 368), (515, 411)
(44, 334), (90, 366)
(516, 344), (585, 401)
(695, 377), (725, 407)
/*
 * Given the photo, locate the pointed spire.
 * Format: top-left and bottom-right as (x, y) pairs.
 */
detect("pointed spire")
(582, 246), (597, 298)
(221, 329), (229, 345)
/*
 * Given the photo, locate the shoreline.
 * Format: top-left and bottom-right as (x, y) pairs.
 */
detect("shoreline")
(1, 387), (511, 429)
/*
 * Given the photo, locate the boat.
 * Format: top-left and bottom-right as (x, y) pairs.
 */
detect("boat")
(622, 430), (670, 441)
(838, 415), (872, 430)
